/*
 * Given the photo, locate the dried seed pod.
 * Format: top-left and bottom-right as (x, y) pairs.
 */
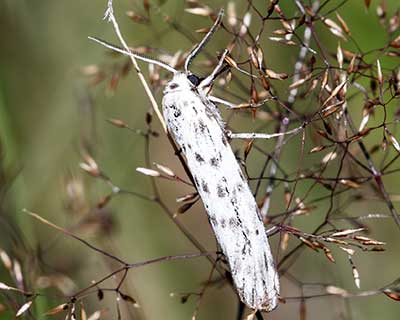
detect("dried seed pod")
(16, 301), (33, 317)
(185, 7), (213, 17)
(46, 303), (69, 315)
(136, 167), (161, 177)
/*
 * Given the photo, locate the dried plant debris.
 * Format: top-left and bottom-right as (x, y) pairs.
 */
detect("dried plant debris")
(2, 0), (400, 319)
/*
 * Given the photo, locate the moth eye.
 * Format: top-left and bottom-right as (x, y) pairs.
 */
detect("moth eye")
(187, 74), (200, 86)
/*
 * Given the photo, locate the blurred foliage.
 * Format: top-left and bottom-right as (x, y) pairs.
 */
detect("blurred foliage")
(0, 0), (400, 319)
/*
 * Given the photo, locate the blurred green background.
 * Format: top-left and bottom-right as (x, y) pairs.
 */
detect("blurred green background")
(0, 0), (399, 319)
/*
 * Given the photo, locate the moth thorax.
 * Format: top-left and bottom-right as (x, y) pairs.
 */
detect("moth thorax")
(164, 72), (199, 94)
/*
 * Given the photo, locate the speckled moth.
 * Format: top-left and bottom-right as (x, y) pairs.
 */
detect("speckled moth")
(90, 9), (280, 311)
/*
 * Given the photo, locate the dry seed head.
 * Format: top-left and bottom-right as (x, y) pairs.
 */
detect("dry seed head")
(389, 12), (399, 33)
(185, 7), (213, 17)
(390, 35), (400, 48)
(80, 154), (100, 177)
(376, 2), (385, 18)
(323, 246), (335, 263)
(80, 65), (100, 76)
(0, 282), (12, 290)
(310, 145), (326, 153)
(265, 69), (288, 80)
(16, 301), (33, 317)
(87, 310), (102, 320)
(337, 42), (343, 69)
(126, 11), (149, 24)
(323, 18), (346, 40)
(46, 303), (69, 315)
(153, 163), (175, 177)
(336, 12), (350, 34)
(377, 60), (383, 85)
(280, 232), (289, 251)
(0, 250), (12, 270)
(176, 193), (198, 203)
(326, 285), (349, 296)
(13, 260), (23, 286)
(331, 228), (364, 237)
(321, 151), (337, 164)
(340, 247), (355, 255)
(385, 128), (400, 152)
(239, 12), (251, 37)
(107, 118), (127, 128)
(136, 167), (161, 177)
(227, 2), (237, 27)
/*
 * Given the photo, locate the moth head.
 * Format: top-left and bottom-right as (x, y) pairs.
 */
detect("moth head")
(164, 72), (196, 94)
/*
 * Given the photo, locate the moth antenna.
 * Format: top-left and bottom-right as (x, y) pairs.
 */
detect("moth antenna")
(184, 8), (224, 74)
(88, 36), (178, 74)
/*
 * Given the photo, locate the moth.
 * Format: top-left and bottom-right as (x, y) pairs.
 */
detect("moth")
(90, 9), (280, 311)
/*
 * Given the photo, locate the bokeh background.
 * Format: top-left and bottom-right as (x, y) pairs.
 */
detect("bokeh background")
(0, 0), (399, 319)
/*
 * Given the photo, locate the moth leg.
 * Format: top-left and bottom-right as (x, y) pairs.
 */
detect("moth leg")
(209, 95), (277, 110)
(226, 125), (303, 140)
(209, 95), (236, 108)
(174, 147), (183, 156)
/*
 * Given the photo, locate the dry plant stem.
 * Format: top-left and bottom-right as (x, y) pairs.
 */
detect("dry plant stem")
(143, 129), (224, 278)
(259, 118), (289, 219)
(344, 110), (400, 229)
(191, 262), (217, 320)
(290, 0), (318, 106)
(101, 1), (195, 184)
(103, 0), (166, 133)
(72, 252), (210, 299)
(25, 209), (212, 300)
(24, 210), (127, 265)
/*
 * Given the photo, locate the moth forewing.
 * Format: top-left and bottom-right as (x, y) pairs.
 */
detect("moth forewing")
(90, 6), (280, 311)
(162, 73), (280, 311)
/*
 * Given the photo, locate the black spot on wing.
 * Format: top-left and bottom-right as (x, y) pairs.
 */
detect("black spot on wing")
(195, 153), (205, 162)
(217, 185), (227, 197)
(241, 231), (251, 255)
(251, 288), (256, 307)
(263, 253), (270, 272)
(201, 180), (209, 193)
(210, 157), (219, 167)
(209, 215), (218, 227)
(221, 219), (226, 228)
(169, 83), (179, 89)
(198, 120), (208, 135)
(222, 135), (228, 146)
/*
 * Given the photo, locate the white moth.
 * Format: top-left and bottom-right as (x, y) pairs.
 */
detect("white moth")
(90, 9), (280, 311)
